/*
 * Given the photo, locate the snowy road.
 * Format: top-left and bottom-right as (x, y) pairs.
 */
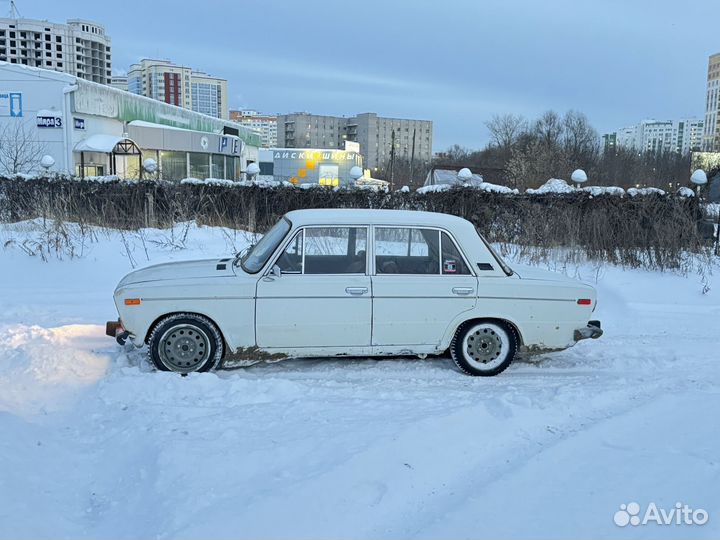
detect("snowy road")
(0, 222), (718, 539)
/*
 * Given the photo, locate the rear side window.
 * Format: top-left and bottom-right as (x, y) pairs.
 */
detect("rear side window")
(374, 227), (440, 274)
(441, 232), (470, 275)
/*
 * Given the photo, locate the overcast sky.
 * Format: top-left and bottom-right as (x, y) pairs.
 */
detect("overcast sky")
(10, 0), (719, 150)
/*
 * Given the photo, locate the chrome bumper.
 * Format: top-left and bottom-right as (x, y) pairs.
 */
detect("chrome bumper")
(574, 320), (603, 341)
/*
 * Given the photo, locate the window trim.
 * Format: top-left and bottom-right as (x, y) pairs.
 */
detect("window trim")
(371, 225), (475, 277)
(268, 225), (370, 276)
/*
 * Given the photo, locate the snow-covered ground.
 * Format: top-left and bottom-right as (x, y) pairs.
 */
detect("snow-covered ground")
(0, 220), (718, 539)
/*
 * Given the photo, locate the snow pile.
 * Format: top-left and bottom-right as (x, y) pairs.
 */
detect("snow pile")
(677, 186), (695, 197)
(416, 182), (517, 195)
(80, 175), (121, 183)
(526, 178), (575, 194)
(627, 187), (666, 197)
(0, 324), (111, 415)
(398, 185), (410, 193)
(416, 183), (452, 194)
(582, 185), (626, 197)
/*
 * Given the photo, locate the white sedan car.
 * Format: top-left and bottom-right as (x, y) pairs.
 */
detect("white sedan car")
(107, 209), (602, 376)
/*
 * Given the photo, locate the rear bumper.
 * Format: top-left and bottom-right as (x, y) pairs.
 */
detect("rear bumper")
(574, 320), (603, 341)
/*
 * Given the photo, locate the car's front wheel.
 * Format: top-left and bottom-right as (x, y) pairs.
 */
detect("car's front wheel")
(148, 313), (223, 374)
(450, 320), (518, 376)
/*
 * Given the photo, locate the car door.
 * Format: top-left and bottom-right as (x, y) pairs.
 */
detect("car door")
(255, 226), (372, 349)
(371, 227), (477, 347)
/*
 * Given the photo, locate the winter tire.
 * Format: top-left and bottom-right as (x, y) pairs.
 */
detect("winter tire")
(148, 313), (223, 374)
(450, 320), (518, 376)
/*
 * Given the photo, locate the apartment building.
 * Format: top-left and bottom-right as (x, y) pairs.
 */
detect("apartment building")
(602, 118), (703, 155)
(276, 112), (433, 169)
(703, 52), (720, 152)
(109, 75), (127, 91)
(127, 59), (228, 119)
(0, 17), (111, 84)
(229, 109), (277, 147)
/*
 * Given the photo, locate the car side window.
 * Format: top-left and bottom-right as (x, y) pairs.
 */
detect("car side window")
(441, 231), (470, 275)
(276, 231), (303, 273)
(294, 227), (368, 274)
(375, 227), (440, 274)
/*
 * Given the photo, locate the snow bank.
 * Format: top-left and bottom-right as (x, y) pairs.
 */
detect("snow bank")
(677, 186), (696, 197)
(627, 187), (666, 197)
(416, 182), (518, 195)
(526, 178), (575, 194)
(0, 324), (111, 415)
(582, 185), (626, 196)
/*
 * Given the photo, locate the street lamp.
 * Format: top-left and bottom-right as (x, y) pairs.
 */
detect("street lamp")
(457, 168), (472, 184)
(690, 169), (707, 198)
(571, 169), (588, 188)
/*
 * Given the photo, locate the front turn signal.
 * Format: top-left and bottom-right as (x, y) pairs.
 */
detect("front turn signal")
(124, 298), (141, 306)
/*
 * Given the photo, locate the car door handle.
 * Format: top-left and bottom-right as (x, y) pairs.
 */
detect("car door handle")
(452, 287), (474, 296)
(345, 287), (368, 295)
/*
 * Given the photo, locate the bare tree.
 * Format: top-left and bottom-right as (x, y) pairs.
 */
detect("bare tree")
(0, 121), (46, 177)
(485, 113), (526, 148)
(533, 110), (563, 148)
(562, 110), (599, 166)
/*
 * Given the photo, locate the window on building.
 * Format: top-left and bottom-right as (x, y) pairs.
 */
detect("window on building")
(160, 151), (187, 181)
(189, 152), (210, 179)
(210, 154), (224, 179)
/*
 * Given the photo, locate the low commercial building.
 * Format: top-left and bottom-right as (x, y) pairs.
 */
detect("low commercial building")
(0, 62), (260, 178)
(258, 146), (362, 186)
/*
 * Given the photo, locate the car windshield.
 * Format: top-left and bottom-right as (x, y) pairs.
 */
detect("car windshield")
(477, 230), (514, 276)
(239, 217), (292, 273)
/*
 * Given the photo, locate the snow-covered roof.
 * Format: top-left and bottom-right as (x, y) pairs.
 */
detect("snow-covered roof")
(0, 61), (76, 84)
(74, 135), (134, 153)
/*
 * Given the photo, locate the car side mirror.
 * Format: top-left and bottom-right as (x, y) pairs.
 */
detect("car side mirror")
(271, 264), (282, 278)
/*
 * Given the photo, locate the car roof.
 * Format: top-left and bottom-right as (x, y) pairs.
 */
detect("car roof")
(284, 209), (471, 228)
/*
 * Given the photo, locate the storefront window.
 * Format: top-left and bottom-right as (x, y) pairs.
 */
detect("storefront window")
(160, 151), (187, 181)
(227, 157), (239, 180)
(189, 152), (210, 179)
(210, 154), (224, 179)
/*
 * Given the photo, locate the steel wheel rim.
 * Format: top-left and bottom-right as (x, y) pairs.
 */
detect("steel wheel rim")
(158, 324), (212, 373)
(463, 324), (506, 371)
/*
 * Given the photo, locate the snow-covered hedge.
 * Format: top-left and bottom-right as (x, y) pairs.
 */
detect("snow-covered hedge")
(0, 176), (709, 269)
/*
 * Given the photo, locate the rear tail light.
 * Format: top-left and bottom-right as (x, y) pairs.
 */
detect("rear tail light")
(577, 298), (592, 305)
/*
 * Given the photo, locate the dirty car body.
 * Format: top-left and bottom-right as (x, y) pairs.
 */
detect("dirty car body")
(108, 209), (602, 376)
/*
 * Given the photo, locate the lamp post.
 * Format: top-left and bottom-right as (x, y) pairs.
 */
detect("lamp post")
(245, 162), (260, 182)
(571, 169), (588, 189)
(349, 165), (363, 185)
(690, 169), (707, 198)
(40, 155), (55, 176)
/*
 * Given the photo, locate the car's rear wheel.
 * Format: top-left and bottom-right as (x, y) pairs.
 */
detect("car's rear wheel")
(450, 320), (517, 376)
(148, 314), (223, 374)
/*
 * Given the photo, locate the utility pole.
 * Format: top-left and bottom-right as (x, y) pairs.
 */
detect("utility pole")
(389, 129), (396, 190)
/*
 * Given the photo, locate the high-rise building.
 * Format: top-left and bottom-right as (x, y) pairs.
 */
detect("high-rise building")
(0, 17), (111, 84)
(703, 52), (720, 152)
(229, 109), (277, 147)
(602, 118), (703, 155)
(127, 59), (228, 119)
(109, 75), (127, 91)
(276, 112), (433, 170)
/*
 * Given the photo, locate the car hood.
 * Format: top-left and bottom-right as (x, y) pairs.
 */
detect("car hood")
(512, 263), (578, 283)
(117, 258), (236, 287)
